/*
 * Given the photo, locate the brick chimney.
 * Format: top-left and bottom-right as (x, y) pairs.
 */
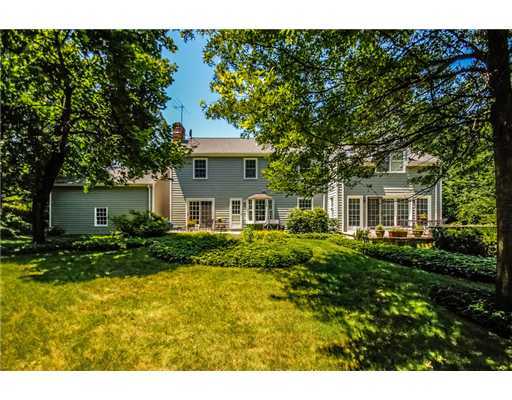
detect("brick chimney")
(172, 122), (185, 142)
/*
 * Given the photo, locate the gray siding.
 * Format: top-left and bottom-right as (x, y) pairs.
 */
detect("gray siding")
(51, 186), (150, 234)
(170, 157), (323, 229)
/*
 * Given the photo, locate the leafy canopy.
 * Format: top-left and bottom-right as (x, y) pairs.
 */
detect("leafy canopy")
(202, 30), (494, 196)
(1, 30), (187, 197)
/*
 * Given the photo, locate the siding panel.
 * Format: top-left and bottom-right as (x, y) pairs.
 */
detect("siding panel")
(51, 187), (149, 234)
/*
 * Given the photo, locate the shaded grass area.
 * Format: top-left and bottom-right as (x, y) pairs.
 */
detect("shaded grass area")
(1, 239), (511, 370)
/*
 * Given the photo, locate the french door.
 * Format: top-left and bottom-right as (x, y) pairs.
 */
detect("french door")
(188, 200), (213, 228)
(230, 198), (242, 229)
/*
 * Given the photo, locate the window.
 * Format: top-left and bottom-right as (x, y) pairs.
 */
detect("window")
(390, 151), (405, 172)
(382, 199), (395, 226)
(376, 151), (406, 173)
(248, 200), (254, 222)
(193, 158), (208, 179)
(255, 199), (266, 222)
(188, 200), (214, 228)
(328, 197), (335, 218)
(94, 207), (108, 227)
(298, 198), (313, 210)
(267, 199), (274, 220)
(348, 197), (361, 227)
(416, 197), (429, 224)
(367, 197), (380, 227)
(244, 158), (258, 179)
(397, 199), (409, 226)
(231, 199), (241, 215)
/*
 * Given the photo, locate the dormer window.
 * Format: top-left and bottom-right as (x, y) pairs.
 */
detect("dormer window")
(244, 158), (258, 179)
(193, 158), (208, 179)
(376, 151), (406, 173)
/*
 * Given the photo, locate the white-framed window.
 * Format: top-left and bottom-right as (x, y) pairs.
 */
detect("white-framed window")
(367, 197), (381, 227)
(376, 150), (407, 173)
(297, 197), (313, 210)
(347, 196), (363, 228)
(193, 158), (208, 179)
(244, 158), (258, 179)
(328, 196), (335, 218)
(397, 199), (409, 226)
(382, 199), (395, 226)
(415, 196), (431, 224)
(246, 198), (273, 223)
(94, 207), (108, 227)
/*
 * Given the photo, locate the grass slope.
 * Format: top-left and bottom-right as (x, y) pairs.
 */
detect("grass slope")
(1, 238), (511, 370)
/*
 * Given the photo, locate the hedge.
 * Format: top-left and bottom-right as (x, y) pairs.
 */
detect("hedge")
(112, 210), (170, 237)
(0, 236), (147, 256)
(432, 226), (497, 257)
(359, 243), (496, 283)
(286, 208), (329, 233)
(430, 285), (512, 338)
(192, 241), (313, 268)
(147, 233), (235, 264)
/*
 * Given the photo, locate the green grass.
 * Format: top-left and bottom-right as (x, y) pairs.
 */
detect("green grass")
(1, 238), (511, 370)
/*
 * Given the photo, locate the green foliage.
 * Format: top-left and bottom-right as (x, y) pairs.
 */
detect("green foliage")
(354, 229), (369, 241)
(0, 225), (18, 240)
(0, 235), (146, 255)
(192, 241), (313, 268)
(430, 285), (512, 338)
(252, 230), (289, 242)
(287, 208), (329, 233)
(432, 226), (496, 257)
(147, 233), (234, 264)
(1, 212), (31, 235)
(360, 243), (496, 283)
(442, 150), (496, 224)
(112, 210), (170, 238)
(241, 225), (256, 242)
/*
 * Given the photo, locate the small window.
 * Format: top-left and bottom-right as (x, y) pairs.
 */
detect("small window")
(193, 158), (208, 179)
(95, 207), (108, 227)
(298, 198), (312, 210)
(390, 151), (405, 172)
(244, 158), (258, 179)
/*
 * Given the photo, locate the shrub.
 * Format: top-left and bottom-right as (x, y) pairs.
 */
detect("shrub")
(253, 230), (289, 242)
(48, 225), (65, 236)
(430, 285), (512, 338)
(292, 232), (333, 239)
(432, 226), (496, 257)
(112, 210), (170, 237)
(0, 235), (146, 255)
(328, 218), (340, 232)
(241, 225), (256, 242)
(354, 228), (369, 241)
(287, 208), (329, 233)
(0, 225), (18, 240)
(148, 233), (234, 264)
(1, 212), (31, 235)
(192, 241), (313, 268)
(360, 243), (496, 283)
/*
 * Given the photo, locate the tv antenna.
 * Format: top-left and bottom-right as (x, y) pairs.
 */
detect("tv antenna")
(172, 98), (188, 124)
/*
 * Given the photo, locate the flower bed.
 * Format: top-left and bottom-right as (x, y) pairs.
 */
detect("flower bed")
(360, 243), (496, 283)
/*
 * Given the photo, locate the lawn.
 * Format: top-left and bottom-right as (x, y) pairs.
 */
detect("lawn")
(1, 238), (511, 370)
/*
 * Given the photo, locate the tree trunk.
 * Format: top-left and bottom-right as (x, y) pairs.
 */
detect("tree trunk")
(31, 194), (49, 244)
(487, 30), (512, 310)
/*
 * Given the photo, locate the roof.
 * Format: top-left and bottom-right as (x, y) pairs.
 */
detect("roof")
(54, 170), (161, 186)
(187, 138), (270, 156)
(408, 152), (438, 166)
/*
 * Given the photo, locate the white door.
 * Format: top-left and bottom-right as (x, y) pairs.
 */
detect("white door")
(230, 198), (242, 229)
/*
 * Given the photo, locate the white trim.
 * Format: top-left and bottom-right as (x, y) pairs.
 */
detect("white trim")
(377, 150), (407, 174)
(245, 197), (273, 224)
(49, 191), (52, 228)
(169, 168), (173, 223)
(185, 198), (215, 227)
(439, 180), (443, 223)
(340, 182), (345, 232)
(147, 185), (152, 212)
(297, 197), (313, 210)
(365, 195), (381, 228)
(243, 158), (258, 180)
(415, 195), (432, 224)
(434, 183), (438, 222)
(229, 198), (243, 229)
(94, 207), (108, 227)
(192, 158), (208, 180)
(151, 183), (156, 212)
(346, 195), (363, 230)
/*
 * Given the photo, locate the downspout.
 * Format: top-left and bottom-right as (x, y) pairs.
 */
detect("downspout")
(439, 180), (443, 224)
(152, 182), (156, 213)
(147, 185), (152, 212)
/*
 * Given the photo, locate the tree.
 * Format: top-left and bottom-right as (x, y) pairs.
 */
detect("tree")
(1, 30), (187, 243)
(201, 30), (512, 308)
(443, 148), (496, 225)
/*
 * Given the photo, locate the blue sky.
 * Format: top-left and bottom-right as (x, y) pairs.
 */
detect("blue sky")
(163, 31), (242, 138)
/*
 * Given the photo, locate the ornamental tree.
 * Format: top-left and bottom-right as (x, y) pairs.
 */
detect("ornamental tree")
(202, 30), (512, 308)
(1, 30), (188, 243)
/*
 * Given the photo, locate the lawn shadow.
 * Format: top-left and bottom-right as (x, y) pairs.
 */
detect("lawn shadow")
(273, 246), (512, 370)
(18, 249), (179, 284)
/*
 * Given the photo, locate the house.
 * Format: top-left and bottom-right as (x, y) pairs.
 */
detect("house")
(49, 122), (442, 234)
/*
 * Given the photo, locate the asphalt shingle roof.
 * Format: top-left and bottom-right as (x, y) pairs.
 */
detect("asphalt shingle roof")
(187, 138), (270, 155)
